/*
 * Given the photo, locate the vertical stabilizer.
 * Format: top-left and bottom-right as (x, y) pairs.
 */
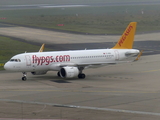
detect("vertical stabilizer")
(112, 22), (137, 49)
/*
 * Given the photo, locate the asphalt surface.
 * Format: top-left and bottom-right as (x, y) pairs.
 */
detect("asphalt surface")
(0, 23), (160, 56)
(0, 23), (160, 119)
(1, 1), (160, 10)
(1, 55), (160, 119)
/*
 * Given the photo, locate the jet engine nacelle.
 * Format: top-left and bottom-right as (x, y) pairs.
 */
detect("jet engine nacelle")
(60, 67), (79, 78)
(31, 71), (47, 75)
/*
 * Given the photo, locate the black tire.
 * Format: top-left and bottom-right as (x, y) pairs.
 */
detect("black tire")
(22, 77), (27, 81)
(78, 73), (86, 79)
(57, 71), (60, 77)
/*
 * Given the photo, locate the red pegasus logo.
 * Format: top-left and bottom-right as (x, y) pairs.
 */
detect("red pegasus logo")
(118, 25), (133, 46)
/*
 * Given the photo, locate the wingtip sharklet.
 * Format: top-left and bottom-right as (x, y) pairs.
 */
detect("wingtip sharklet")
(39, 44), (45, 52)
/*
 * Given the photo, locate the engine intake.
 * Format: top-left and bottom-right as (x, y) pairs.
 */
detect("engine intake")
(60, 67), (79, 78)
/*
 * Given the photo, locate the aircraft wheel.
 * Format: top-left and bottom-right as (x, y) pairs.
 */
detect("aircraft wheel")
(57, 71), (60, 77)
(22, 76), (27, 81)
(78, 73), (85, 79)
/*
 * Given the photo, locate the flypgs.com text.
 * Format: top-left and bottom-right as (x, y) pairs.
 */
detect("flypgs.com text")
(32, 55), (70, 65)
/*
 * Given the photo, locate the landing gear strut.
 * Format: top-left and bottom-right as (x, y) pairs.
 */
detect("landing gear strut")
(22, 72), (27, 81)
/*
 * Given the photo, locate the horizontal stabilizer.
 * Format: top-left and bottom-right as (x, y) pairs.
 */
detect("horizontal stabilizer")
(134, 50), (143, 61)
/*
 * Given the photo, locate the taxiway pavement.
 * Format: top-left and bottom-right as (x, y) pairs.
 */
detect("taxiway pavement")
(1, 23), (160, 44)
(0, 55), (160, 119)
(0, 24), (160, 119)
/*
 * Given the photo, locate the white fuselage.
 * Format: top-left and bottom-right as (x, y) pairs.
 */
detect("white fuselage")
(4, 49), (139, 72)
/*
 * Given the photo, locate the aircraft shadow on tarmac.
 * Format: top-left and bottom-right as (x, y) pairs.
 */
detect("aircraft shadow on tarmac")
(31, 75), (79, 83)
(50, 80), (71, 83)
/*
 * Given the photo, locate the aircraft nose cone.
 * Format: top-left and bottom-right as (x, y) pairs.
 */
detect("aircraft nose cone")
(4, 63), (10, 70)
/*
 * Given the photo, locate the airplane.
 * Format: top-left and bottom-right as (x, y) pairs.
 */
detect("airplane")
(4, 22), (140, 81)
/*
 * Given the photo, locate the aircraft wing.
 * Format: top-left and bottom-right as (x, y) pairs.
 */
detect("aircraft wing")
(57, 61), (133, 69)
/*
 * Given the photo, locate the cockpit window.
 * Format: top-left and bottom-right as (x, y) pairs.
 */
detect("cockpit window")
(10, 59), (21, 62)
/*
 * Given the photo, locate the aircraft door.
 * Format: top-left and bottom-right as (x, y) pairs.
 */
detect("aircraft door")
(114, 50), (119, 60)
(25, 55), (31, 66)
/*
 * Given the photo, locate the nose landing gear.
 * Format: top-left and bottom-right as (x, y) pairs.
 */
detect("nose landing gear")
(22, 72), (27, 81)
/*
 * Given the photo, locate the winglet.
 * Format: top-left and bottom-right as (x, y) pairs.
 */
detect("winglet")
(112, 22), (137, 49)
(39, 44), (45, 52)
(134, 50), (143, 61)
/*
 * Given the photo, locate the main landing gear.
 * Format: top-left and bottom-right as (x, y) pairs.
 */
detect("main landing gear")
(22, 72), (27, 81)
(78, 73), (86, 79)
(78, 67), (85, 79)
(57, 71), (60, 77)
